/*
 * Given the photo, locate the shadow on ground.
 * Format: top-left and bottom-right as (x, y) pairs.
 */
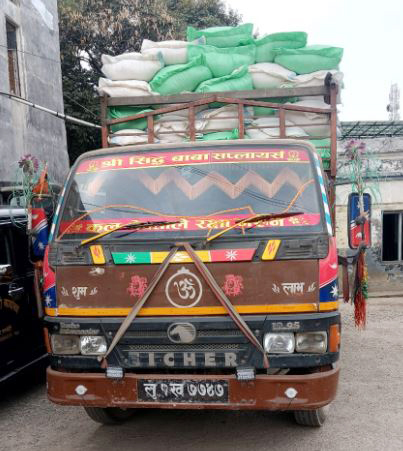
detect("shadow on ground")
(0, 360), (47, 406)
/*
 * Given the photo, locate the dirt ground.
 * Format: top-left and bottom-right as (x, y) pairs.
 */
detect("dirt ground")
(1, 298), (403, 451)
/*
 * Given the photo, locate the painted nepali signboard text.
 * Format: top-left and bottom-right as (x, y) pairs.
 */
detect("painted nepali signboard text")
(76, 149), (310, 174)
(59, 213), (321, 236)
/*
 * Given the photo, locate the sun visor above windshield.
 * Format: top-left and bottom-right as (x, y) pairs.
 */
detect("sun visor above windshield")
(76, 148), (310, 174)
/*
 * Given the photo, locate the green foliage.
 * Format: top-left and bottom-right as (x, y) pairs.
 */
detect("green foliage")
(167, 0), (241, 32)
(58, 0), (241, 163)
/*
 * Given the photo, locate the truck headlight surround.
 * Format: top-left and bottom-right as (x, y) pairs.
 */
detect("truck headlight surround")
(51, 334), (80, 355)
(295, 331), (327, 353)
(79, 335), (107, 355)
(263, 333), (295, 354)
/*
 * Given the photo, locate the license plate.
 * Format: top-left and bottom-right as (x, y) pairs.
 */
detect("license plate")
(137, 379), (229, 403)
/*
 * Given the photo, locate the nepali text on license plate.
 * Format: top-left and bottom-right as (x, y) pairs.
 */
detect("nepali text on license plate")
(137, 379), (229, 403)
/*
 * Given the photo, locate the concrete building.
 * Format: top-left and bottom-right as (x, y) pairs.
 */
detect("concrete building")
(0, 0), (69, 189)
(336, 123), (403, 294)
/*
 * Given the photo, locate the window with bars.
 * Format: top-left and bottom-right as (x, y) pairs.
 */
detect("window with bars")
(382, 212), (403, 261)
(6, 20), (21, 96)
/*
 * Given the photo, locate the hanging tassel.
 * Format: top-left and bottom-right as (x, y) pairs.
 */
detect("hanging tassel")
(32, 164), (49, 196)
(354, 249), (367, 328)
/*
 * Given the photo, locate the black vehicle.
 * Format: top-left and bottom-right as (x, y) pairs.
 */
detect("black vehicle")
(0, 207), (46, 382)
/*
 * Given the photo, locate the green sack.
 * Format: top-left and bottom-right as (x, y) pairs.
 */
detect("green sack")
(196, 65), (253, 94)
(188, 44), (256, 77)
(108, 106), (155, 132)
(187, 23), (253, 48)
(199, 129), (240, 141)
(274, 45), (343, 74)
(309, 138), (331, 169)
(252, 97), (299, 116)
(150, 55), (212, 95)
(255, 32), (307, 63)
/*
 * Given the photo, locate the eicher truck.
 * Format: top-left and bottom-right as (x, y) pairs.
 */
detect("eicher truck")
(43, 79), (343, 426)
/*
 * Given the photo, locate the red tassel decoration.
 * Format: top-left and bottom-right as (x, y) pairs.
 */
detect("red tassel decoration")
(354, 250), (367, 328)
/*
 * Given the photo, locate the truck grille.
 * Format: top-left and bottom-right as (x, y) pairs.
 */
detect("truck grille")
(123, 330), (244, 339)
(122, 343), (243, 352)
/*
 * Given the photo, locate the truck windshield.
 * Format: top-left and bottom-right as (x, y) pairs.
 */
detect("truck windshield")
(56, 146), (325, 241)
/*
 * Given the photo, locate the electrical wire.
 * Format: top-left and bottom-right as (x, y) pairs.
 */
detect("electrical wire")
(0, 43), (61, 64)
(0, 90), (101, 128)
(64, 96), (98, 119)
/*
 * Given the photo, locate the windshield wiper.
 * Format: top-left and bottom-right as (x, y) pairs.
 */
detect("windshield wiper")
(207, 211), (304, 243)
(235, 211), (304, 225)
(80, 220), (180, 246)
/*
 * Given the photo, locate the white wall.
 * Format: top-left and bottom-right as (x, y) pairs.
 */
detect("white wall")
(0, 0), (69, 186)
(336, 137), (403, 293)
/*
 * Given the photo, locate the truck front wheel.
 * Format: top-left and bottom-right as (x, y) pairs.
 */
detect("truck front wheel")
(84, 407), (134, 425)
(293, 406), (328, 427)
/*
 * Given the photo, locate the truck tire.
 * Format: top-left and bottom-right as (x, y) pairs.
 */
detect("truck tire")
(293, 406), (328, 427)
(84, 407), (134, 425)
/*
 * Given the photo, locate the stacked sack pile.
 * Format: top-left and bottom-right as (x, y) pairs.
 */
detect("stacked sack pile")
(98, 23), (343, 161)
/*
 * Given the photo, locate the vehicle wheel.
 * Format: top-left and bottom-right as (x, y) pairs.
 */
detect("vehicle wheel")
(293, 406), (328, 427)
(84, 407), (134, 425)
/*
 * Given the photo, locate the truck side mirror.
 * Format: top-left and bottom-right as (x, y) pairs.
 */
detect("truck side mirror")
(348, 193), (371, 249)
(0, 264), (14, 282)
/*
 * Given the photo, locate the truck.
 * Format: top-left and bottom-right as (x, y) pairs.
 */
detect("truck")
(43, 77), (344, 426)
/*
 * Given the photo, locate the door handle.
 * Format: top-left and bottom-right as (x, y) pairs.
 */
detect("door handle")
(8, 286), (24, 297)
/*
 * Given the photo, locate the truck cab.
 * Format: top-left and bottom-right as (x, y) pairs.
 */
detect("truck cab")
(45, 138), (340, 426)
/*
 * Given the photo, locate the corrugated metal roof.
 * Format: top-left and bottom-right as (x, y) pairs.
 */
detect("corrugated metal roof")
(340, 121), (403, 139)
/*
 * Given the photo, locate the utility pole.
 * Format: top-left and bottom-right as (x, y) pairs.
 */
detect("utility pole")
(387, 83), (400, 121)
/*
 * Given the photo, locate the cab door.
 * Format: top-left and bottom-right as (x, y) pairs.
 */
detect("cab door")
(0, 225), (21, 375)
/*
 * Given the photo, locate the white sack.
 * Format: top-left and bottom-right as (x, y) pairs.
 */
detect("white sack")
(282, 70), (343, 88)
(246, 117), (307, 139)
(142, 39), (188, 65)
(141, 37), (205, 65)
(97, 78), (157, 97)
(196, 105), (253, 133)
(284, 99), (331, 136)
(155, 114), (188, 143)
(142, 39), (190, 50)
(101, 52), (163, 81)
(108, 129), (149, 146)
(249, 63), (296, 89)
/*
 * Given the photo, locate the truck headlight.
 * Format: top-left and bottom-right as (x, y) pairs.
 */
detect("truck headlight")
(263, 333), (295, 353)
(295, 332), (327, 353)
(51, 334), (80, 355)
(79, 336), (107, 355)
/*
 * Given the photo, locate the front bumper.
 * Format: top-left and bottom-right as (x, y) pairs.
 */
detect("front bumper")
(47, 366), (339, 411)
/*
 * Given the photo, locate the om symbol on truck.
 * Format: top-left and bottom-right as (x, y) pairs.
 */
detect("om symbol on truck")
(173, 278), (196, 300)
(165, 267), (203, 308)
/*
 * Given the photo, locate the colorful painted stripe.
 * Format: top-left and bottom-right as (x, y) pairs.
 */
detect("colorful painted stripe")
(31, 207), (49, 257)
(45, 301), (339, 317)
(313, 152), (332, 235)
(43, 247), (56, 309)
(319, 279), (339, 302)
(90, 245), (106, 264)
(112, 248), (256, 265)
(319, 236), (338, 287)
(261, 240), (281, 260)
